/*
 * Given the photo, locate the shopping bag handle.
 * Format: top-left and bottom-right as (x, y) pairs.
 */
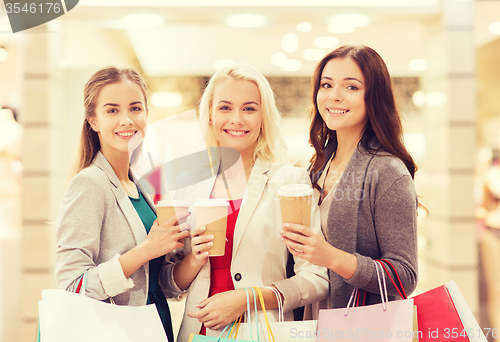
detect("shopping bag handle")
(374, 260), (389, 309)
(253, 287), (275, 342)
(345, 260), (388, 316)
(216, 323), (232, 342)
(376, 259), (407, 299)
(264, 286), (283, 322)
(227, 315), (242, 339)
(220, 288), (256, 341)
(244, 287), (258, 341)
(229, 287), (276, 342)
(74, 270), (88, 294)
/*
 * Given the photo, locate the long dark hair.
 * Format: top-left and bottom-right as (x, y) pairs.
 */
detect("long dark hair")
(309, 45), (417, 188)
(74, 66), (148, 175)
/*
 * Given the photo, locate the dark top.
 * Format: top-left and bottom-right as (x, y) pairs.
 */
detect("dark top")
(129, 190), (174, 342)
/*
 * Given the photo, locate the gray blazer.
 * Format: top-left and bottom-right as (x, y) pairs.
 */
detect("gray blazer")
(55, 152), (156, 306)
(312, 140), (418, 308)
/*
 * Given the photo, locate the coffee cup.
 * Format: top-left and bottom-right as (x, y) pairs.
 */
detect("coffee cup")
(194, 198), (229, 256)
(156, 199), (190, 228)
(278, 184), (313, 228)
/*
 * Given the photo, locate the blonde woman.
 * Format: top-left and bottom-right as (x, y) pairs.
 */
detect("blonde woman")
(160, 64), (328, 341)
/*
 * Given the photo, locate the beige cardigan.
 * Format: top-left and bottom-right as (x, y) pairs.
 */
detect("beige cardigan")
(160, 158), (329, 342)
(55, 152), (156, 306)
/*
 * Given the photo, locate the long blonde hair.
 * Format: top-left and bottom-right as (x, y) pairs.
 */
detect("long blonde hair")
(75, 66), (148, 174)
(199, 64), (288, 164)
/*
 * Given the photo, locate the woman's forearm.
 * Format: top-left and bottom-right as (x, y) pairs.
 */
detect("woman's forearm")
(173, 252), (205, 290)
(118, 242), (151, 278)
(326, 244), (357, 280)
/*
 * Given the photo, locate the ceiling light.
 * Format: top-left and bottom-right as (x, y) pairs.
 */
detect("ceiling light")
(409, 59), (427, 72)
(152, 92), (182, 108)
(426, 92), (447, 107)
(412, 91), (425, 107)
(0, 47), (8, 62)
(327, 23), (355, 34)
(328, 13), (370, 33)
(281, 34), (299, 53)
(329, 14), (371, 28)
(121, 13), (165, 28)
(490, 22), (500, 35)
(281, 59), (302, 72)
(271, 52), (288, 67)
(225, 13), (267, 28)
(302, 48), (326, 61)
(314, 36), (340, 49)
(214, 59), (236, 70)
(478, 148), (492, 163)
(297, 22), (312, 32)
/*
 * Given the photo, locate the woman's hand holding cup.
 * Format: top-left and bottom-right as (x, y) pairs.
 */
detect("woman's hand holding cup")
(146, 210), (191, 260)
(190, 225), (213, 267)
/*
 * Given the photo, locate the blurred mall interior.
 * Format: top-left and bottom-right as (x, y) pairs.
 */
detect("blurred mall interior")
(1, 0), (500, 341)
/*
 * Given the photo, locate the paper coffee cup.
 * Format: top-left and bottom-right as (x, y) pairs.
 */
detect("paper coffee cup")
(194, 198), (229, 257)
(278, 184), (313, 228)
(156, 199), (190, 227)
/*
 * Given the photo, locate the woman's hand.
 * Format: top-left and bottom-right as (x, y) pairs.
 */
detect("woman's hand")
(189, 225), (214, 268)
(279, 223), (332, 268)
(187, 289), (247, 331)
(145, 210), (191, 260)
(172, 224), (214, 290)
(280, 223), (357, 279)
(120, 211), (191, 278)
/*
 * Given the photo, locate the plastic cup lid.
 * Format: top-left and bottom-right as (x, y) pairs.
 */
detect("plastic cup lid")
(194, 198), (229, 207)
(156, 199), (190, 207)
(277, 184), (313, 197)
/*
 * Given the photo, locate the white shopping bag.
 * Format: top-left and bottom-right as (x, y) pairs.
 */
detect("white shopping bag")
(207, 285), (318, 342)
(445, 280), (488, 342)
(38, 289), (168, 342)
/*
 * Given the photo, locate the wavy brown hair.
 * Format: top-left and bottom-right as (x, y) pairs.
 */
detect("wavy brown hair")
(309, 45), (417, 189)
(74, 66), (148, 175)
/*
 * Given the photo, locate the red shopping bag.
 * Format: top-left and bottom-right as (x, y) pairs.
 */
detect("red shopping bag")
(412, 285), (468, 341)
(379, 259), (487, 342)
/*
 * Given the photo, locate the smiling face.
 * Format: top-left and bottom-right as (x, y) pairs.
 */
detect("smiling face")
(88, 80), (147, 158)
(316, 57), (367, 138)
(210, 78), (263, 160)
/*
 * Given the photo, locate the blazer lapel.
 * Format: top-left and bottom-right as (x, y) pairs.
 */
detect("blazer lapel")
(232, 158), (270, 257)
(93, 152), (148, 247)
(132, 171), (157, 215)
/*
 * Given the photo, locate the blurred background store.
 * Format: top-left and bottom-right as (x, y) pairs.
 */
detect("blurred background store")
(1, 0), (500, 341)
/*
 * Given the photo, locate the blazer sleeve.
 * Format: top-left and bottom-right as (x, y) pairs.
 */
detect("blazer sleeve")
(159, 248), (190, 300)
(271, 167), (329, 312)
(345, 174), (418, 297)
(55, 173), (133, 299)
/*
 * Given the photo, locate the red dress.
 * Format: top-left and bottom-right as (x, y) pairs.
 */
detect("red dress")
(200, 198), (242, 335)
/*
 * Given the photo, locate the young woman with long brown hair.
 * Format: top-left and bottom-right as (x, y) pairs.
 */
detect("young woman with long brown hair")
(55, 66), (190, 341)
(280, 45), (419, 308)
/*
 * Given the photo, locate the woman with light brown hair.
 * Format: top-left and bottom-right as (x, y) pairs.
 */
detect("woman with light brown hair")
(55, 66), (190, 341)
(281, 45), (419, 308)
